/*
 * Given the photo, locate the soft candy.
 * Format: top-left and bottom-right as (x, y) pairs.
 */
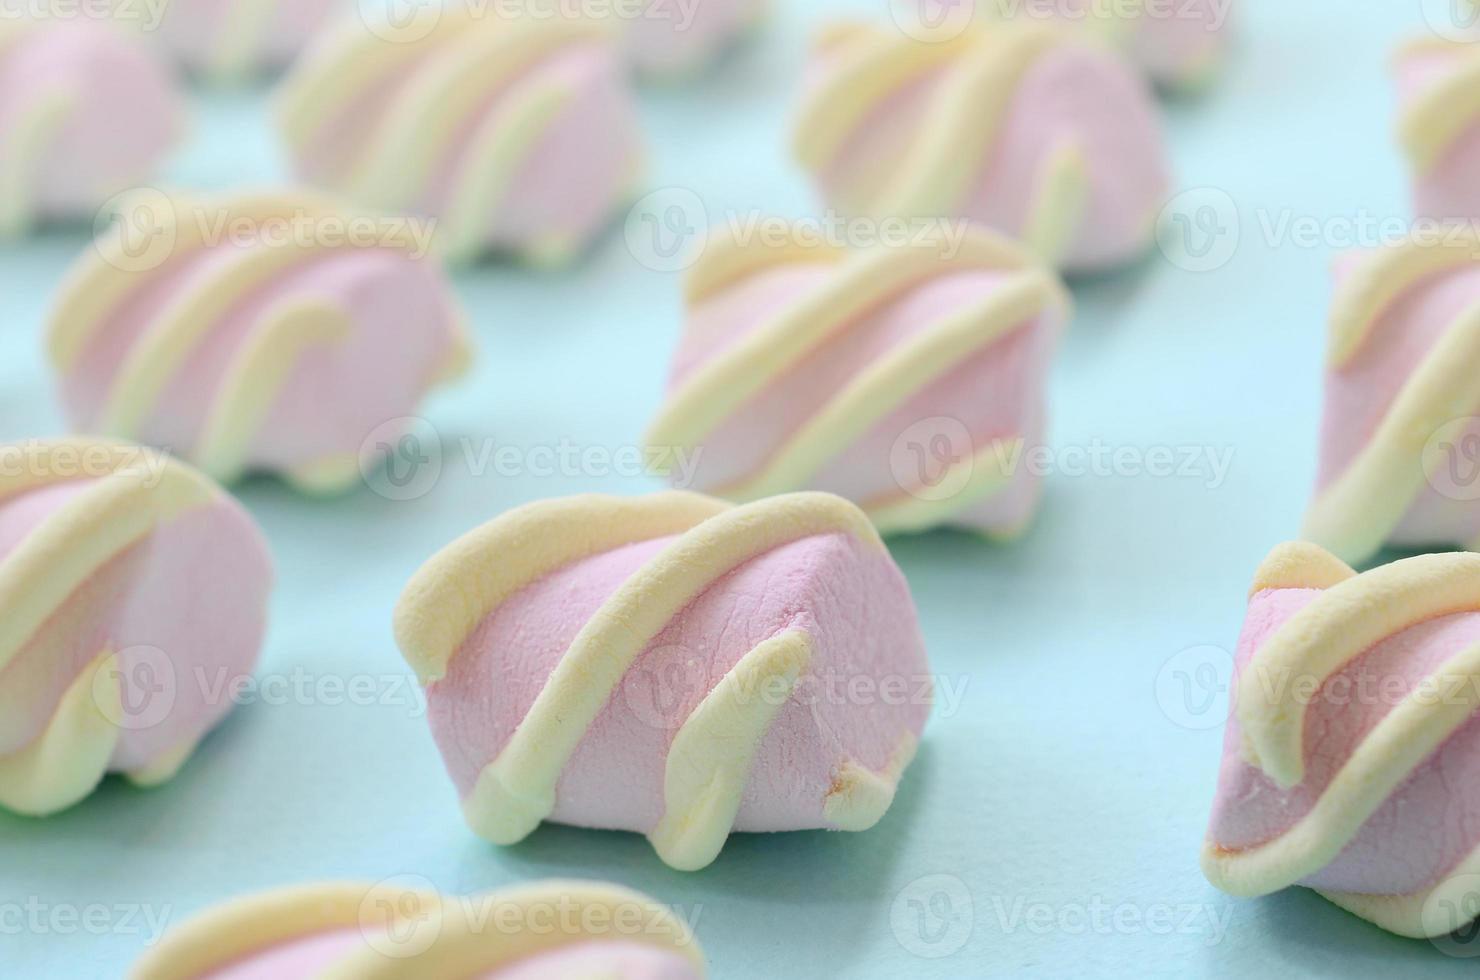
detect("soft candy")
(0, 438), (271, 817)
(793, 22), (1170, 273)
(129, 879), (705, 978)
(1205, 542), (1480, 938)
(1303, 230), (1480, 564)
(646, 222), (1069, 536)
(277, 8), (646, 265)
(46, 190), (471, 494)
(0, 16), (183, 235)
(394, 491), (932, 870)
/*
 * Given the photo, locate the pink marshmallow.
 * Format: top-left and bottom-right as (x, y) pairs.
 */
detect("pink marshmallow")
(1308, 243), (1480, 563)
(45, 191), (471, 494)
(0, 440), (272, 816)
(648, 225), (1068, 536)
(794, 23), (1171, 273)
(0, 16), (183, 234)
(277, 9), (646, 266)
(395, 492), (932, 869)
(1204, 545), (1480, 938)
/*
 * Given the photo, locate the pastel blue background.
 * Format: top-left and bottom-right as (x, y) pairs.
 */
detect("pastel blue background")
(1, 1), (1475, 976)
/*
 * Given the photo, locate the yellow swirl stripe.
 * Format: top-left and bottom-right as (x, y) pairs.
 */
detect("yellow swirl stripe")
(0, 650), (120, 817)
(1396, 37), (1480, 174)
(0, 86), (73, 238)
(0, 440), (216, 678)
(394, 491), (730, 685)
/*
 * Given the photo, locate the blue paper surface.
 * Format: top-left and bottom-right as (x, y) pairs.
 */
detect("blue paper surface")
(5, 1), (1480, 976)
